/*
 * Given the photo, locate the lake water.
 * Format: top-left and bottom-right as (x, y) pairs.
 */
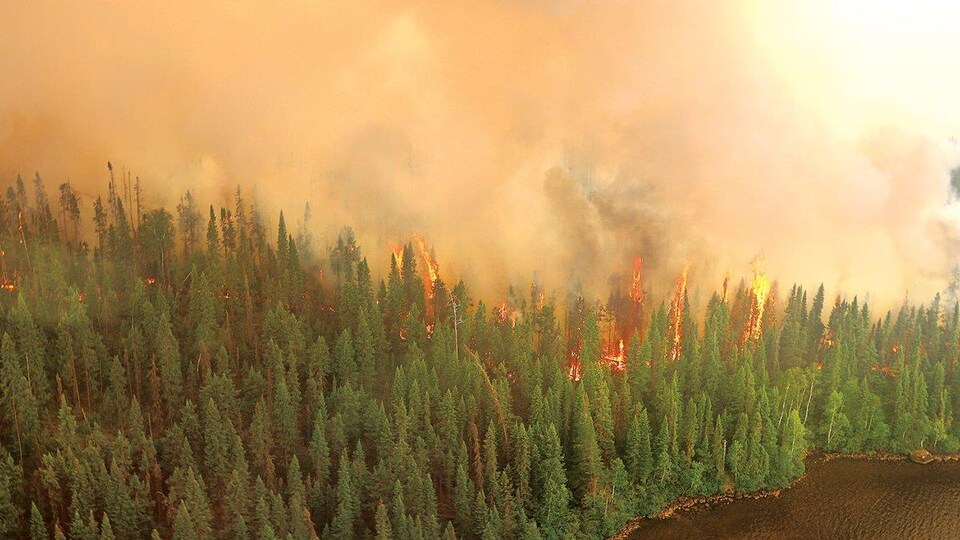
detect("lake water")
(629, 458), (960, 539)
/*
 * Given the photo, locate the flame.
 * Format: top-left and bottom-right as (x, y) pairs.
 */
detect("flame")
(399, 328), (408, 341)
(536, 290), (546, 311)
(145, 277), (157, 285)
(871, 364), (897, 377)
(411, 234), (441, 325)
(1, 281), (15, 292)
(412, 234), (439, 298)
(426, 323), (435, 337)
(496, 302), (519, 328)
(567, 353), (582, 382)
(602, 339), (626, 372)
(391, 247), (404, 273)
(743, 268), (772, 343)
(630, 256), (644, 306)
(668, 266), (688, 361)
(819, 328), (835, 349)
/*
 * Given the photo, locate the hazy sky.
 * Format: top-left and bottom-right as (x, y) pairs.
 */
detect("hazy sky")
(1, 0), (959, 308)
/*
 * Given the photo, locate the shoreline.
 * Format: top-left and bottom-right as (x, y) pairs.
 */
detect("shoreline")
(611, 450), (960, 539)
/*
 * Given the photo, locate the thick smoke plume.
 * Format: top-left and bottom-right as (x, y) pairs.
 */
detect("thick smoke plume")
(1, 1), (960, 307)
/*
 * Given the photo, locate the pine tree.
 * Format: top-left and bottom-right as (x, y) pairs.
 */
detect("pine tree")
(531, 423), (569, 537)
(331, 450), (358, 539)
(624, 406), (653, 485)
(29, 502), (45, 540)
(374, 501), (392, 540)
(569, 387), (602, 499)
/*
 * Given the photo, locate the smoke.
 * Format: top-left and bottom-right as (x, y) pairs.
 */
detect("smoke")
(1, 1), (959, 308)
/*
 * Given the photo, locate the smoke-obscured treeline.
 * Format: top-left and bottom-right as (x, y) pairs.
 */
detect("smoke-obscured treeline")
(0, 172), (957, 539)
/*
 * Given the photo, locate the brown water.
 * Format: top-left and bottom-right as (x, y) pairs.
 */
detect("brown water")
(629, 458), (960, 539)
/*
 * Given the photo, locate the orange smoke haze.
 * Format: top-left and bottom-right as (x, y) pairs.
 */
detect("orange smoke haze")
(2, 1), (960, 307)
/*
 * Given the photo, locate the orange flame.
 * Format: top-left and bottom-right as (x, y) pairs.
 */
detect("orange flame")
(412, 234), (439, 298)
(630, 256), (644, 306)
(743, 267), (772, 344)
(412, 235), (440, 325)
(496, 302), (519, 328)
(819, 328), (835, 350)
(602, 339), (626, 372)
(669, 266), (688, 361)
(392, 247), (404, 273)
(567, 352), (582, 382)
(145, 277), (157, 285)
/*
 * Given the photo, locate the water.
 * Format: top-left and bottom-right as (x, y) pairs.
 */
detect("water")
(629, 458), (960, 539)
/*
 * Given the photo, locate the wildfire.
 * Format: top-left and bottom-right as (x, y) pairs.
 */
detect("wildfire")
(630, 256), (644, 306)
(496, 302), (519, 328)
(426, 323), (435, 338)
(399, 328), (408, 341)
(668, 266), (688, 361)
(743, 269), (772, 344)
(567, 355), (582, 382)
(412, 234), (439, 299)
(819, 328), (835, 350)
(602, 339), (626, 372)
(145, 277), (157, 285)
(1, 281), (15, 292)
(871, 364), (897, 377)
(392, 247), (404, 273)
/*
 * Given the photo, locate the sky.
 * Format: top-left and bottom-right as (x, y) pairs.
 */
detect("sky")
(1, 0), (959, 309)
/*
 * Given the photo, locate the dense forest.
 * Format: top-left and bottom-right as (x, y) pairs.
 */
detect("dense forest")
(0, 171), (957, 539)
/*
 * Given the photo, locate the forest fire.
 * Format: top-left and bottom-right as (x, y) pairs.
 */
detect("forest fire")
(819, 328), (836, 349)
(668, 266), (688, 361)
(496, 302), (519, 327)
(630, 256), (644, 307)
(871, 364), (898, 377)
(743, 270), (772, 343)
(602, 339), (626, 372)
(412, 234), (439, 299)
(567, 352), (583, 382)
(392, 247), (404, 273)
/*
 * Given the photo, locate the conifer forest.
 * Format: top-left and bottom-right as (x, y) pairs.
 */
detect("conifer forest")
(0, 172), (956, 539)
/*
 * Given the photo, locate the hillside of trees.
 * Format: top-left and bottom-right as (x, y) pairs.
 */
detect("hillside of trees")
(0, 172), (957, 539)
